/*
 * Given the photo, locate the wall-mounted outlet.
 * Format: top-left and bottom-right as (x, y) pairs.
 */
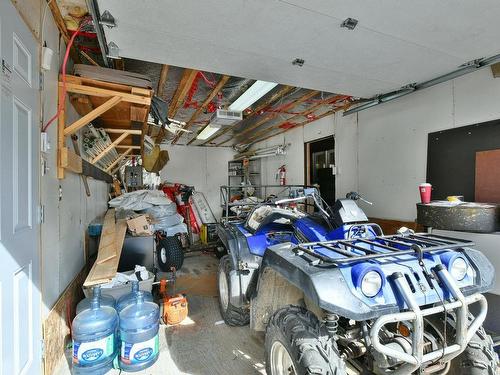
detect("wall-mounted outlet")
(41, 132), (51, 153)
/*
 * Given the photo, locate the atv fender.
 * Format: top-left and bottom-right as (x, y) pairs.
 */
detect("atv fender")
(217, 223), (261, 307)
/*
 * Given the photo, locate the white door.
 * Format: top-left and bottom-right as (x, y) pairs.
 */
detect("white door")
(0, 1), (42, 374)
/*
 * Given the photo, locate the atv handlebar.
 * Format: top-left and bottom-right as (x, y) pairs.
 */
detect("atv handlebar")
(346, 191), (373, 205)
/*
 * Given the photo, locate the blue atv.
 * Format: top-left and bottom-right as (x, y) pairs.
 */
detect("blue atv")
(217, 190), (497, 374)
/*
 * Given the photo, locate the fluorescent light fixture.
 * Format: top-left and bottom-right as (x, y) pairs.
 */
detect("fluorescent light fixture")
(228, 80), (278, 111)
(196, 124), (221, 140)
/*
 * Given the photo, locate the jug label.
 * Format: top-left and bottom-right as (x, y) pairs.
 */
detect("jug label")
(120, 334), (159, 364)
(73, 333), (115, 365)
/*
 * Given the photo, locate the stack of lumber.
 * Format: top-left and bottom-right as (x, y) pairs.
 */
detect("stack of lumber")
(84, 209), (127, 286)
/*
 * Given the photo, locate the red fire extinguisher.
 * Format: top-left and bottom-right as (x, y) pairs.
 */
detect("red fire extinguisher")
(278, 165), (286, 186)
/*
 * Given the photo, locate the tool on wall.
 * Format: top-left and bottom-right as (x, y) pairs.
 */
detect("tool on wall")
(277, 165), (287, 186)
(71, 134), (91, 196)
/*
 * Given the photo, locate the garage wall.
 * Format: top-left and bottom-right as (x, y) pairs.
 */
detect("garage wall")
(160, 145), (234, 218)
(37, 8), (109, 317)
(253, 112), (358, 199)
(356, 67), (500, 221)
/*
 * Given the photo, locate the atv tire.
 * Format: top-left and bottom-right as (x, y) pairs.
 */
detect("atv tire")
(217, 255), (250, 326)
(449, 325), (498, 375)
(265, 306), (347, 375)
(156, 236), (184, 271)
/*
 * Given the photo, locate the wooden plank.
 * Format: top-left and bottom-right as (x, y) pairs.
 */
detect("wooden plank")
(177, 75), (231, 145)
(62, 82), (151, 105)
(202, 85), (295, 145)
(218, 90), (320, 146)
(105, 147), (133, 172)
(116, 145), (141, 149)
(57, 85), (66, 179)
(95, 210), (117, 264)
(130, 106), (148, 122)
(91, 132), (128, 164)
(60, 147), (82, 173)
(84, 219), (128, 286)
(103, 128), (142, 135)
(156, 68), (199, 144)
(65, 75), (152, 97)
(475, 149), (500, 203)
(64, 96), (122, 136)
(157, 64), (169, 98)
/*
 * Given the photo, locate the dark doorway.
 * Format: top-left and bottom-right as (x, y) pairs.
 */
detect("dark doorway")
(306, 136), (335, 206)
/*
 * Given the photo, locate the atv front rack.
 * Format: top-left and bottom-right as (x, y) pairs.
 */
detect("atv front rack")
(294, 233), (474, 265)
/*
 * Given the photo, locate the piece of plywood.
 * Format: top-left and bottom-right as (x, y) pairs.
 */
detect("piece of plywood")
(475, 149), (500, 203)
(95, 209), (117, 264)
(84, 218), (128, 286)
(43, 266), (88, 375)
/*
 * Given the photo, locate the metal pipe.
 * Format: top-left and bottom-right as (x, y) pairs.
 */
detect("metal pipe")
(344, 53), (500, 116)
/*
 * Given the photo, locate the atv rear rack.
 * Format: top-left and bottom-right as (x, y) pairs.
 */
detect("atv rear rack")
(293, 233), (474, 265)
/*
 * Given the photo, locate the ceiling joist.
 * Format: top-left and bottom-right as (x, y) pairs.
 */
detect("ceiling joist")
(157, 65), (169, 98)
(155, 68), (199, 144)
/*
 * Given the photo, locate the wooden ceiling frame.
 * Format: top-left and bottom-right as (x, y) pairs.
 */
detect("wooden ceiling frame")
(217, 90), (320, 146)
(155, 68), (199, 144)
(201, 85), (295, 146)
(248, 96), (349, 144)
(57, 75), (152, 179)
(179, 75), (231, 145)
(247, 95), (348, 143)
(157, 65), (170, 98)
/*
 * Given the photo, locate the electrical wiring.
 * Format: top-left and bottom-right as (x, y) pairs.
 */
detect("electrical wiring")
(42, 22), (85, 132)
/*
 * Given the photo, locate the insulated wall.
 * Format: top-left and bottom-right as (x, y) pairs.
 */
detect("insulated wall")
(160, 145), (235, 218)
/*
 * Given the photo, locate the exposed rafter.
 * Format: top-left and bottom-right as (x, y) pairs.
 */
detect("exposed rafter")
(180, 75), (231, 145)
(202, 85), (295, 145)
(157, 65), (169, 98)
(155, 68), (199, 144)
(217, 90), (319, 146)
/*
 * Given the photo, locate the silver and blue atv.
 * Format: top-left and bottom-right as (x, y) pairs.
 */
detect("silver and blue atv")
(217, 191), (497, 374)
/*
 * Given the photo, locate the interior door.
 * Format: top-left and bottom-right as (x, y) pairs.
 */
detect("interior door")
(0, 2), (41, 374)
(307, 136), (335, 206)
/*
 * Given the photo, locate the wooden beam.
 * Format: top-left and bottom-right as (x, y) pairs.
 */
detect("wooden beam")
(115, 145), (141, 149)
(62, 82), (150, 105)
(71, 135), (91, 196)
(64, 96), (122, 136)
(176, 75), (231, 145)
(103, 128), (142, 135)
(157, 65), (169, 98)
(218, 90), (319, 146)
(202, 85), (295, 145)
(91, 132), (128, 164)
(105, 148), (133, 172)
(156, 68), (199, 144)
(60, 147), (82, 173)
(244, 95), (339, 143)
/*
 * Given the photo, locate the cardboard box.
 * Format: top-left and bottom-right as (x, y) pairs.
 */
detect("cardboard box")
(127, 215), (153, 236)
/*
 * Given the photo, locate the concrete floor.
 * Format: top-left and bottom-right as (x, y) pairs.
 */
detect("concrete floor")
(54, 253), (266, 375)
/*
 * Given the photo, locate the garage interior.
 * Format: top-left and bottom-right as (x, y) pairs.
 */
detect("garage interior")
(2, 1), (500, 374)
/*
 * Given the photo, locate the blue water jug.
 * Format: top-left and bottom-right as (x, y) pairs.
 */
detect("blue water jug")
(119, 292), (160, 372)
(72, 298), (118, 374)
(76, 286), (116, 315)
(116, 281), (153, 313)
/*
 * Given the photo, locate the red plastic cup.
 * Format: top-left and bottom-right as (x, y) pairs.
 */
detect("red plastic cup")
(419, 183), (432, 204)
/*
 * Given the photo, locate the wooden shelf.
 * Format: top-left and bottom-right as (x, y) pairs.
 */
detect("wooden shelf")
(57, 75), (153, 180)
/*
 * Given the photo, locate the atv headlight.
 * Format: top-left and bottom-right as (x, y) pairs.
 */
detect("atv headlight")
(361, 271), (383, 297)
(450, 257), (468, 281)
